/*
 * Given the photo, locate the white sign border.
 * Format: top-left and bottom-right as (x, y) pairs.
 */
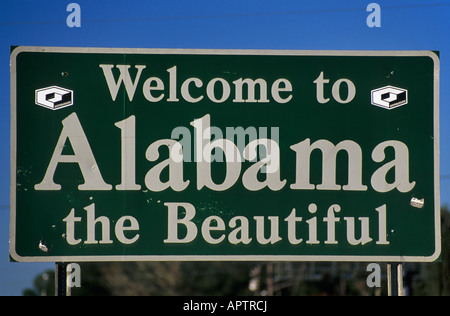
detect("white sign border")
(10, 46), (441, 263)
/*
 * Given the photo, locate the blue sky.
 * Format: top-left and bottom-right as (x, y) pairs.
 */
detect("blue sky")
(1, 0), (450, 296)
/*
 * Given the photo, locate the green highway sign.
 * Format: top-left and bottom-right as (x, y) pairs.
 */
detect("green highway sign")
(10, 47), (440, 262)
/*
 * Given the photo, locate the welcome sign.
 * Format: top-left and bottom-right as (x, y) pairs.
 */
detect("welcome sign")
(10, 47), (440, 262)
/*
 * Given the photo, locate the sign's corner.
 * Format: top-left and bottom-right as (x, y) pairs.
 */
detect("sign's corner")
(9, 253), (18, 263)
(430, 237), (443, 263)
(9, 244), (25, 263)
(431, 50), (440, 59)
(10, 46), (29, 68)
(10, 46), (25, 60)
(424, 50), (440, 67)
(10, 46), (19, 54)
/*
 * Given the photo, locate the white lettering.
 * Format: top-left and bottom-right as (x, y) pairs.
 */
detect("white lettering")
(143, 77), (164, 102)
(254, 216), (282, 245)
(181, 78), (204, 103)
(285, 209), (303, 245)
(371, 141), (416, 193)
(272, 78), (293, 104)
(115, 116), (141, 191)
(376, 204), (390, 245)
(164, 202), (198, 243)
(324, 204), (341, 245)
(62, 203), (140, 246)
(344, 217), (373, 245)
(191, 115), (242, 191)
(228, 216), (252, 245)
(167, 66), (179, 102)
(84, 203), (113, 245)
(100, 65), (146, 101)
(202, 216), (226, 244)
(332, 78), (356, 104)
(62, 208), (82, 245)
(145, 139), (190, 192)
(115, 216), (140, 245)
(242, 139), (286, 191)
(35, 113), (112, 191)
(101, 64), (294, 104)
(207, 78), (231, 103)
(314, 72), (330, 104)
(233, 78), (269, 103)
(162, 203), (389, 247)
(314, 72), (356, 104)
(290, 138), (367, 191)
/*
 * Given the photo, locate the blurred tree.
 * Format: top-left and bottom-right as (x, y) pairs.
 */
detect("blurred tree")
(413, 206), (450, 296)
(23, 270), (55, 296)
(69, 261), (253, 296)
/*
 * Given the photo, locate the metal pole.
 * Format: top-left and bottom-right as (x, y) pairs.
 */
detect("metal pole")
(55, 262), (69, 297)
(387, 264), (392, 296)
(397, 264), (404, 297)
(387, 263), (403, 297)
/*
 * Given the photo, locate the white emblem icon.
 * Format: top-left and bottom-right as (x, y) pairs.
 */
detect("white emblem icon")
(371, 86), (408, 110)
(35, 86), (74, 110)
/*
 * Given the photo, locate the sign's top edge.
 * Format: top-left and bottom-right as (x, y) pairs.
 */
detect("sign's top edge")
(10, 45), (439, 58)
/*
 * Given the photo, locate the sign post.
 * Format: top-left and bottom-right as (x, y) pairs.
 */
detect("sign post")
(55, 262), (69, 297)
(10, 47), (440, 263)
(387, 263), (404, 297)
